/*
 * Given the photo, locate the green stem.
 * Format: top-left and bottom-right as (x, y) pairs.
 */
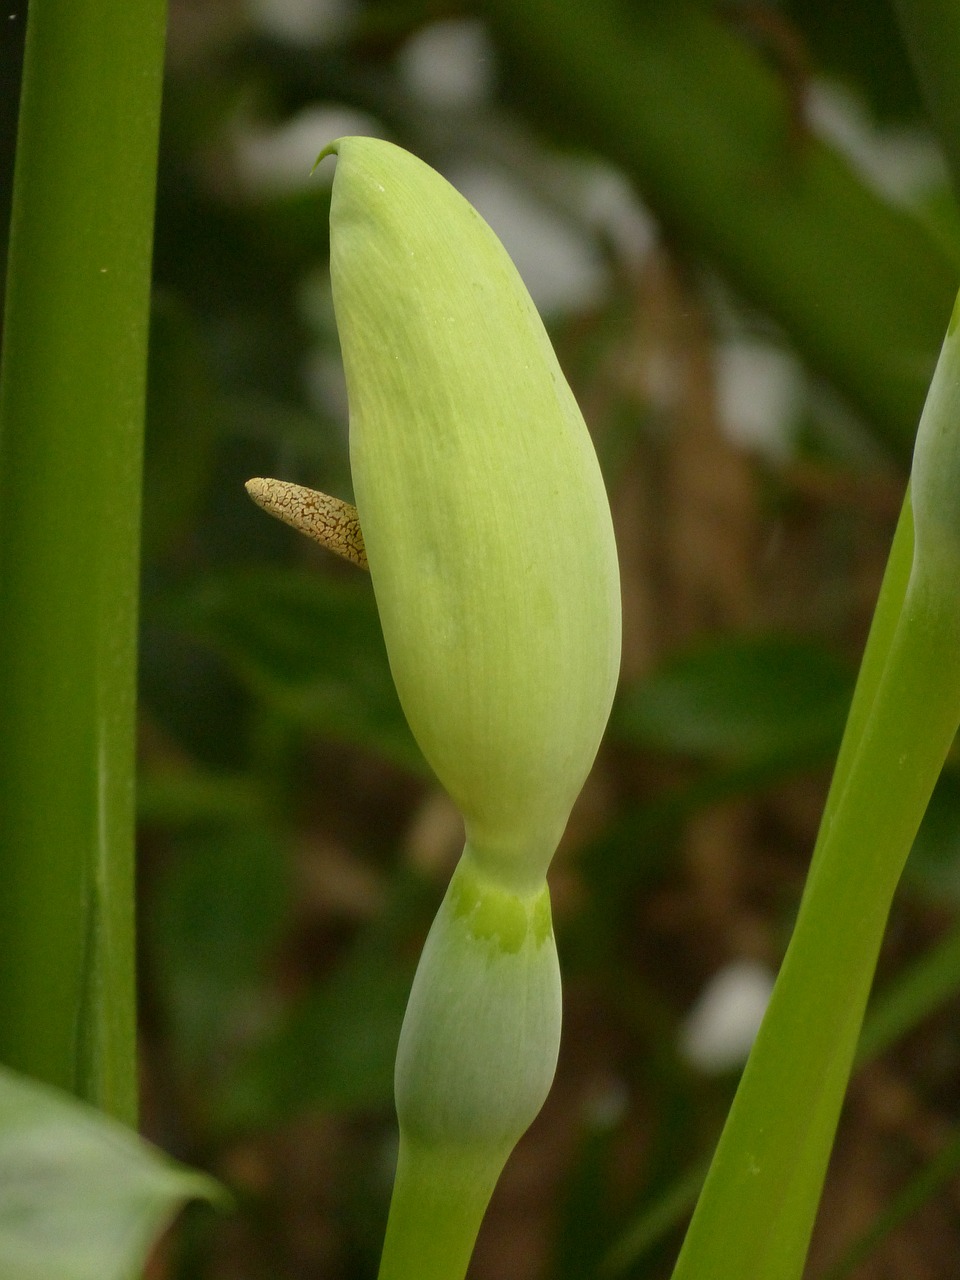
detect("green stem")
(0, 0), (167, 1122)
(378, 1139), (504, 1280)
(603, 913), (960, 1275)
(668, 295), (960, 1279)
(377, 857), (561, 1280)
(807, 488), (914, 878)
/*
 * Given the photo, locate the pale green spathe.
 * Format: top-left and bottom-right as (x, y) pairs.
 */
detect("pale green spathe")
(325, 136), (621, 891)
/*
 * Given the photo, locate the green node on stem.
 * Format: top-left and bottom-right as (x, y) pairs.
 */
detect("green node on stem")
(381, 855), (561, 1280)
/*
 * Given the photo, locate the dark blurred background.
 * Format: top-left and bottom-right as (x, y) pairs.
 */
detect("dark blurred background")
(3, 1), (960, 1276)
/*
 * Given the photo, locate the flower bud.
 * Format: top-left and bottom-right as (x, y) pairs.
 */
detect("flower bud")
(322, 137), (621, 891)
(303, 137), (622, 1280)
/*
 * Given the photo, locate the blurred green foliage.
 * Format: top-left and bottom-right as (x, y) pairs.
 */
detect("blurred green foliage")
(5, 0), (960, 1276)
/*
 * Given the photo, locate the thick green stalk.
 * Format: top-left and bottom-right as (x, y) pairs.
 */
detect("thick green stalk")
(378, 1140), (505, 1280)
(807, 488), (913, 879)
(477, 0), (957, 456)
(0, 0), (167, 1121)
(669, 295), (960, 1279)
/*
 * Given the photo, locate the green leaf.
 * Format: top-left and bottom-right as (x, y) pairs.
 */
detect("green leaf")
(893, 0), (960, 199)
(149, 824), (291, 1077)
(821, 1127), (960, 1279)
(602, 1158), (710, 1276)
(219, 950), (413, 1128)
(479, 0), (957, 455)
(162, 567), (422, 771)
(215, 868), (435, 1130)
(136, 764), (261, 828)
(612, 634), (852, 769)
(142, 291), (220, 563)
(857, 916), (960, 1062)
(902, 770), (960, 903)
(0, 1066), (222, 1280)
(785, 0), (922, 121)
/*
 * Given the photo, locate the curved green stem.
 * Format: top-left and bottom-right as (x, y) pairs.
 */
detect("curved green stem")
(670, 291), (960, 1280)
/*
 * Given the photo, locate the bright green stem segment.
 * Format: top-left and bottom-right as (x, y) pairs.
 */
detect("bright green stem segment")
(0, 0), (167, 1122)
(670, 297), (960, 1280)
(379, 1140), (505, 1280)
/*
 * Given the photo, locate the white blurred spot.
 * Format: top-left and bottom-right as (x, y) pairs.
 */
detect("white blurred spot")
(680, 959), (775, 1073)
(715, 341), (804, 461)
(578, 161), (656, 268)
(451, 164), (609, 314)
(807, 80), (946, 208)
(234, 105), (383, 194)
(397, 19), (495, 109)
(246, 0), (356, 45)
